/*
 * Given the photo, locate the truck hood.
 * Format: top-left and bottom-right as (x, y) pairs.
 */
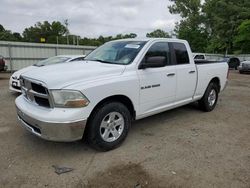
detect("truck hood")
(22, 61), (126, 89)
(12, 65), (38, 78)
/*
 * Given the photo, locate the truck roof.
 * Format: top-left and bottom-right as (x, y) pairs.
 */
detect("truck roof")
(114, 38), (188, 43)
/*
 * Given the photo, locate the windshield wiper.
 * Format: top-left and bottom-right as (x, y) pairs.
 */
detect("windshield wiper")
(33, 64), (45, 67)
(87, 59), (114, 64)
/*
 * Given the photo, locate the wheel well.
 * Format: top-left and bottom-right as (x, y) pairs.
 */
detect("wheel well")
(89, 95), (136, 120)
(209, 77), (221, 92)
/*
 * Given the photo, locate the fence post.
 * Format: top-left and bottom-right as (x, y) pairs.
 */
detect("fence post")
(55, 36), (58, 55)
(8, 43), (13, 73)
(55, 46), (58, 56)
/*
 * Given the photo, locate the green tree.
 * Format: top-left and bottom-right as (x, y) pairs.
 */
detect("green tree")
(233, 20), (250, 54)
(0, 24), (4, 33)
(146, 29), (170, 38)
(13, 32), (22, 41)
(203, 0), (250, 53)
(175, 20), (208, 52)
(168, 0), (208, 52)
(23, 21), (67, 43)
(123, 33), (137, 38)
(0, 30), (16, 41)
(114, 33), (137, 40)
(0, 22), (138, 46)
(0, 25), (22, 41)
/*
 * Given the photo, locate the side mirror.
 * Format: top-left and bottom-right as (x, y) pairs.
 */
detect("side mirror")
(139, 56), (166, 69)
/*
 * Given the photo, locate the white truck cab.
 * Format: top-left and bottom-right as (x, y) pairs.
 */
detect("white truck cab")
(15, 38), (228, 151)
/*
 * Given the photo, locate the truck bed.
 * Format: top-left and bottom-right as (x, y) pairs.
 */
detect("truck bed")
(193, 62), (228, 100)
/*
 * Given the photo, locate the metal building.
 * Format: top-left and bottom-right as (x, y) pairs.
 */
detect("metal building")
(0, 41), (96, 72)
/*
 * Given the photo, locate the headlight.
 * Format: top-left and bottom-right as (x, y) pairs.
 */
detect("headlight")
(51, 90), (89, 108)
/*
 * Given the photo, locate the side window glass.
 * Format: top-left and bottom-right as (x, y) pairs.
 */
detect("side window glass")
(172, 43), (189, 64)
(145, 42), (170, 65)
(194, 55), (205, 59)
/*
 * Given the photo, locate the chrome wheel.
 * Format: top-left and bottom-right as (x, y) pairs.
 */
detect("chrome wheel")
(99, 112), (124, 142)
(208, 89), (216, 106)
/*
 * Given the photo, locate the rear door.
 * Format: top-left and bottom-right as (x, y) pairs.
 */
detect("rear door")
(170, 42), (197, 103)
(138, 42), (176, 115)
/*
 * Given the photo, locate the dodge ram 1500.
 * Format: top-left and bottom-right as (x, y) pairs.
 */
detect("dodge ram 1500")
(15, 38), (228, 151)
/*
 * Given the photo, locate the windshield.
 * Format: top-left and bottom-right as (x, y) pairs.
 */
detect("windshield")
(85, 41), (147, 65)
(34, 56), (70, 66)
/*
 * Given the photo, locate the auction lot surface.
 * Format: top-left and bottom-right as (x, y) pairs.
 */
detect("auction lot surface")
(0, 71), (249, 188)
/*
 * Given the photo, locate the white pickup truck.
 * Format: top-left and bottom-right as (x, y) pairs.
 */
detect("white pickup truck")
(15, 38), (228, 151)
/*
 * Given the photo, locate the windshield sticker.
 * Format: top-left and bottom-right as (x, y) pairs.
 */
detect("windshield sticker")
(125, 44), (140, 49)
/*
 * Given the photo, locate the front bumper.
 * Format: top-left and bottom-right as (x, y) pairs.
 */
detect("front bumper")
(16, 97), (87, 142)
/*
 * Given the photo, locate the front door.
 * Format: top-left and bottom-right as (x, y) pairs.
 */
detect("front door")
(138, 42), (176, 116)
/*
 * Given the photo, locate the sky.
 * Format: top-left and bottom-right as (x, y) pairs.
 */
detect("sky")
(0, 0), (181, 38)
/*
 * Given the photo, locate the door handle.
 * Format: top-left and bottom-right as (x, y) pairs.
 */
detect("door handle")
(167, 73), (175, 77)
(189, 70), (196, 74)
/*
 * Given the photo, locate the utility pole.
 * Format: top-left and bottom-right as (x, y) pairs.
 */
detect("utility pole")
(64, 19), (69, 45)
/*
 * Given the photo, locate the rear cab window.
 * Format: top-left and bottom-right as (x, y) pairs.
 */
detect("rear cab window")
(170, 42), (190, 65)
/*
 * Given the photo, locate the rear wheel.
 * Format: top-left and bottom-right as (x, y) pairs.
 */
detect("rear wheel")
(86, 102), (131, 151)
(199, 82), (219, 112)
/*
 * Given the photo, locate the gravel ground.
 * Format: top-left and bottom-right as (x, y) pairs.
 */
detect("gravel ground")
(0, 70), (249, 188)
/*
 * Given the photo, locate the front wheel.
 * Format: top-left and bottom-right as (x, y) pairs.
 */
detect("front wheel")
(86, 102), (131, 151)
(199, 82), (219, 112)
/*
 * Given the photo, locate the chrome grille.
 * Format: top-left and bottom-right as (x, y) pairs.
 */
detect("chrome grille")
(20, 77), (52, 108)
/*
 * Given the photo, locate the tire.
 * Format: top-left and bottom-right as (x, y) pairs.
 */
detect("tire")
(199, 82), (219, 112)
(86, 102), (131, 151)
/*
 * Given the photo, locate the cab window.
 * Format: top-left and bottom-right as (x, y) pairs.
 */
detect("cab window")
(144, 42), (170, 66)
(171, 42), (189, 64)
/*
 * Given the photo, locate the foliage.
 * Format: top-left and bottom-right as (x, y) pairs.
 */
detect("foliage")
(146, 29), (170, 38)
(233, 20), (250, 54)
(203, 0), (250, 53)
(169, 0), (250, 54)
(0, 21), (138, 46)
(168, 0), (209, 52)
(0, 24), (4, 33)
(0, 24), (22, 41)
(23, 21), (68, 43)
